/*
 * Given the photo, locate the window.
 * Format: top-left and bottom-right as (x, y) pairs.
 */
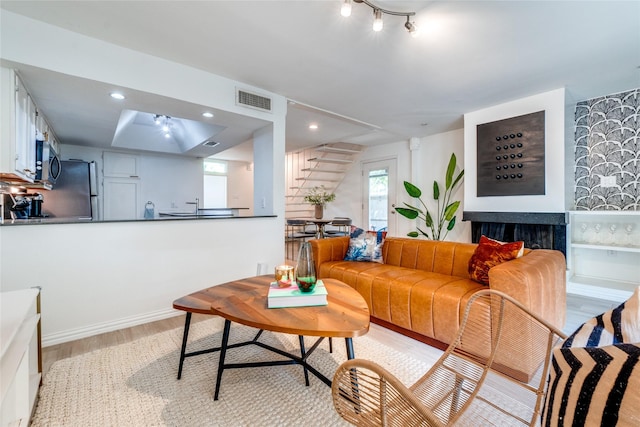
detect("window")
(368, 168), (388, 232)
(203, 159), (227, 175)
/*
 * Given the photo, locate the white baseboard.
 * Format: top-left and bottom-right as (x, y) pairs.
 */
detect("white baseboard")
(42, 308), (183, 347)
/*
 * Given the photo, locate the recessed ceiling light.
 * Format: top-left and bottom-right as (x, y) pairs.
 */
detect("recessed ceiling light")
(309, 124), (319, 130)
(110, 92), (125, 100)
(202, 112), (214, 118)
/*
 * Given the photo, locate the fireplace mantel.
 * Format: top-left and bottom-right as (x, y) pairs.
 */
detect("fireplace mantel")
(462, 211), (567, 225)
(463, 211), (567, 255)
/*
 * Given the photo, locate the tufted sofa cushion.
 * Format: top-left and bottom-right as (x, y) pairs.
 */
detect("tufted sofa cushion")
(312, 236), (566, 351)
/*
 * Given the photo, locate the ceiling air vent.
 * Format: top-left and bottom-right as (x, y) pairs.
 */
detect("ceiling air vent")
(236, 89), (272, 112)
(202, 140), (220, 148)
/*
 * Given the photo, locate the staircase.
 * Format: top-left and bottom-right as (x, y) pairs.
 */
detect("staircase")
(285, 142), (364, 219)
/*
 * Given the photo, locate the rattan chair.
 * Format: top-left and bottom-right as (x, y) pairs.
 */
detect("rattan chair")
(332, 289), (567, 426)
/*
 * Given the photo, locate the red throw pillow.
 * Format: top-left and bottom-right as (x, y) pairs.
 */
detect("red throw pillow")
(468, 235), (524, 285)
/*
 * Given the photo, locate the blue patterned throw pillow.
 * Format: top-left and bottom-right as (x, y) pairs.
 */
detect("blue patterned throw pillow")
(344, 226), (387, 263)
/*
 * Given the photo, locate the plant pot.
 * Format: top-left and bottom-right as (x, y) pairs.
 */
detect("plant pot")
(314, 204), (323, 219)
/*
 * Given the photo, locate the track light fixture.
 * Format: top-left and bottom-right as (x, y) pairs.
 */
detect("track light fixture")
(341, 0), (418, 36)
(404, 16), (420, 38)
(372, 9), (383, 32)
(340, 0), (352, 17)
(153, 114), (172, 139)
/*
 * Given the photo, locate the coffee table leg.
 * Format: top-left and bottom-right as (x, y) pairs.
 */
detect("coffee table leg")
(298, 335), (310, 386)
(214, 319), (231, 401)
(345, 338), (355, 359)
(177, 312), (192, 380)
(344, 337), (362, 414)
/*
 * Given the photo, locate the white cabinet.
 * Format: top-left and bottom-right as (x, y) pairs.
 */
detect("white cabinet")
(1, 288), (41, 427)
(102, 152), (141, 220)
(103, 151), (139, 178)
(568, 211), (640, 302)
(0, 68), (36, 183)
(35, 110), (59, 155)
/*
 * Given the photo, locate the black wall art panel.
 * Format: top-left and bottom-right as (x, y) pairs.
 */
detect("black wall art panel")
(575, 88), (640, 211)
(476, 111), (545, 197)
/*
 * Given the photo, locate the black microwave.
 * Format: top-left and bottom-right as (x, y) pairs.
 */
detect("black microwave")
(35, 140), (61, 184)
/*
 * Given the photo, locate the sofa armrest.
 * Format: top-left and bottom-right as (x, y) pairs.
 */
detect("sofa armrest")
(310, 237), (350, 274)
(488, 249), (566, 331)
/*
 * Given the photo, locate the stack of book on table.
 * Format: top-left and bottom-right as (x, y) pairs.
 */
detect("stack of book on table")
(267, 280), (328, 308)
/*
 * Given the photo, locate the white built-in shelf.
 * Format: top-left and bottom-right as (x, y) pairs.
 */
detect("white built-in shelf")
(567, 210), (639, 301)
(568, 274), (636, 303)
(571, 243), (640, 253)
(570, 210), (640, 216)
(307, 157), (353, 164)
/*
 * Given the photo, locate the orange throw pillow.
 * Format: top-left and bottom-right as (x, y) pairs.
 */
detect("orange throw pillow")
(468, 235), (524, 285)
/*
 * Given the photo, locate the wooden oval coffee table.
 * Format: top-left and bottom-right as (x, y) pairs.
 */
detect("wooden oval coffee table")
(173, 275), (370, 400)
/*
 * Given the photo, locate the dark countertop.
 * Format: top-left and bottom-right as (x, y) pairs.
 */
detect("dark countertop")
(0, 214), (276, 226)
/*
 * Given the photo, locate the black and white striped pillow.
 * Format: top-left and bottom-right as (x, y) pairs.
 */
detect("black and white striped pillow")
(542, 287), (640, 426)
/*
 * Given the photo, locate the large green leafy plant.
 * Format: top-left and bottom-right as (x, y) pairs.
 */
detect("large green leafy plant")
(395, 153), (464, 241)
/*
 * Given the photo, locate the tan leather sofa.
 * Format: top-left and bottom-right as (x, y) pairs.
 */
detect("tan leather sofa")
(311, 236), (566, 350)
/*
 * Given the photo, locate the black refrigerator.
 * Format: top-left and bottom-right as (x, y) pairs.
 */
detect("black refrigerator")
(43, 160), (98, 219)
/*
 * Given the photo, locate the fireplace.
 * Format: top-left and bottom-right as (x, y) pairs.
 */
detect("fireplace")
(463, 211), (567, 256)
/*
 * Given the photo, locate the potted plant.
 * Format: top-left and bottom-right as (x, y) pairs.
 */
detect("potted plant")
(304, 185), (336, 219)
(395, 153), (464, 241)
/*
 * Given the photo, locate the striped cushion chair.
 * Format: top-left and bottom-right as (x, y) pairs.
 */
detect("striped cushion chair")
(542, 286), (640, 426)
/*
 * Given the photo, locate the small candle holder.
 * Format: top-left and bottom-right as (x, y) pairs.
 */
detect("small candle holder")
(275, 265), (295, 287)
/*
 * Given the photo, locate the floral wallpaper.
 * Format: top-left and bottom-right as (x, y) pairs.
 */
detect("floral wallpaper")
(575, 88), (640, 210)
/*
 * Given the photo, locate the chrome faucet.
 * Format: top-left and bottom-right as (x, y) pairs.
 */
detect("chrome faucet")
(185, 197), (199, 214)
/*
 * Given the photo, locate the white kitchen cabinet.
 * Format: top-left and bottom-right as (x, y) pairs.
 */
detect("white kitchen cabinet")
(103, 177), (140, 220)
(35, 110), (58, 155)
(103, 151), (139, 178)
(567, 211), (640, 302)
(0, 68), (36, 183)
(1, 288), (41, 427)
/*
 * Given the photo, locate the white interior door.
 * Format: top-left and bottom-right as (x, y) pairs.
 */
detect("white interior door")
(362, 158), (397, 234)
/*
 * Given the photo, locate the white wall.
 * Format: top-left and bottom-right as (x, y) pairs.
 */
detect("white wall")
(327, 140), (410, 234)
(0, 11), (286, 345)
(61, 144), (204, 218)
(226, 160), (254, 215)
(328, 132), (470, 242)
(463, 88), (566, 213)
(0, 11), (280, 122)
(0, 217), (282, 345)
(414, 129), (470, 243)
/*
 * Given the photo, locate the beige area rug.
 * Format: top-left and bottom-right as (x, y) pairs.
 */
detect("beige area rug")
(32, 317), (436, 426)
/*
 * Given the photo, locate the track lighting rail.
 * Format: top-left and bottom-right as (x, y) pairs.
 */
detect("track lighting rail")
(355, 0), (415, 18)
(342, 0), (419, 36)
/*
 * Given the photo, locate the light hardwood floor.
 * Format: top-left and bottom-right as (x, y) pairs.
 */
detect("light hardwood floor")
(41, 293), (619, 376)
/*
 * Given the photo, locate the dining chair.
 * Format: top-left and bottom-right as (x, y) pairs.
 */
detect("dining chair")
(285, 219), (315, 260)
(325, 217), (352, 237)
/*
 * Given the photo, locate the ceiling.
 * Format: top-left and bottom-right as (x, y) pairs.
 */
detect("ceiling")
(1, 1), (639, 159)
